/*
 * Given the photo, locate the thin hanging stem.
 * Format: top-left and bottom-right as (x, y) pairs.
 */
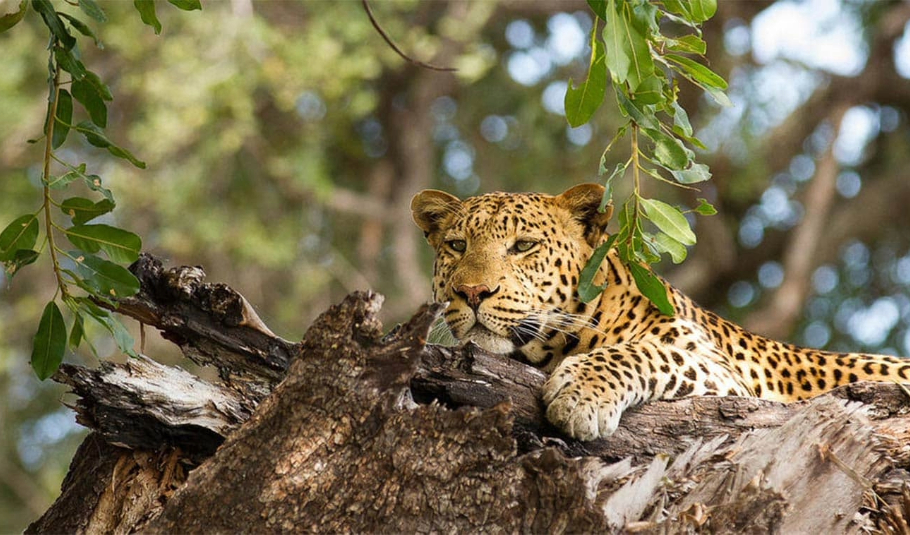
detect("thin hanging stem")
(626, 125), (642, 256)
(42, 54), (68, 300)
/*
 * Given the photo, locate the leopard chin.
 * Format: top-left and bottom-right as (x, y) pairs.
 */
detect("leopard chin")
(463, 324), (515, 355)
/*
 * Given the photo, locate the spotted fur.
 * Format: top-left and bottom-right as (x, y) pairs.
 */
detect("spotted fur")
(411, 184), (910, 441)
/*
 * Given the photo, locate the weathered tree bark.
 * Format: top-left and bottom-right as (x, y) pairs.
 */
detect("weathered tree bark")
(29, 255), (910, 533)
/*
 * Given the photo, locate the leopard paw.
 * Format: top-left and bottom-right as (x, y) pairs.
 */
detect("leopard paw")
(542, 356), (624, 441)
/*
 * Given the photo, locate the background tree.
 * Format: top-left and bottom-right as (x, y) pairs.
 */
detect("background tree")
(2, 0), (910, 530)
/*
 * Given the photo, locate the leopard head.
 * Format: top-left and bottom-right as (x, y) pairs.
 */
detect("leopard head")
(411, 184), (612, 362)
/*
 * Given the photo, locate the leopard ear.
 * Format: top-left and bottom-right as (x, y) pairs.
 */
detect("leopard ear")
(411, 190), (462, 239)
(556, 183), (613, 247)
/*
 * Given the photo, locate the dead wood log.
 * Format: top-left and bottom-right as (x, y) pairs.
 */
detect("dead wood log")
(29, 255), (910, 533)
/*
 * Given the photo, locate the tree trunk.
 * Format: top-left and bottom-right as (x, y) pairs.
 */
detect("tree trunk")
(28, 255), (910, 533)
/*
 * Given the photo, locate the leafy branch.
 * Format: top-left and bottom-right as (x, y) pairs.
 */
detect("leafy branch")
(568, 0), (728, 313)
(0, 0), (200, 380)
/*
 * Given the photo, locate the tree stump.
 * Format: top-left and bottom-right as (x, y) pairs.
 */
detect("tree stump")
(28, 254), (910, 533)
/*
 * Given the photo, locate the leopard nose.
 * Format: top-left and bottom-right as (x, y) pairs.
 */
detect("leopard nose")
(454, 284), (498, 308)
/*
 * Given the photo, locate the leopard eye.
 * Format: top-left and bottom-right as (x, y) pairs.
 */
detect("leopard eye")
(447, 239), (467, 252)
(511, 240), (537, 253)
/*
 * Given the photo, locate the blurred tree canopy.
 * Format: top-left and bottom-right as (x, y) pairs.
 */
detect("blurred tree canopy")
(2, 0), (910, 531)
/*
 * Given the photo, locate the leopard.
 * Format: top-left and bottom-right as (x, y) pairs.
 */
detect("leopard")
(411, 183), (910, 441)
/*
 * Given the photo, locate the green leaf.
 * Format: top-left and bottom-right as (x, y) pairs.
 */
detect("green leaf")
(73, 295), (110, 319)
(620, 2), (654, 90)
(603, 0), (630, 84)
(84, 71), (112, 101)
(61, 197), (116, 224)
(73, 253), (141, 298)
(614, 90), (658, 129)
(662, 0), (690, 18)
(597, 122), (629, 175)
(649, 232), (687, 264)
(632, 74), (663, 105)
(32, 0), (76, 49)
(167, 0), (201, 11)
(666, 34), (706, 55)
(628, 262), (674, 316)
(577, 233), (620, 302)
(52, 88), (73, 149)
(671, 100), (693, 137)
(65, 224), (142, 263)
(45, 165), (85, 189)
(603, 0), (654, 90)
(76, 120), (110, 147)
(55, 44), (88, 81)
(68, 309), (84, 350)
(662, 0), (715, 22)
(31, 301), (67, 380)
(0, 214), (39, 262)
(46, 163), (115, 201)
(133, 0), (161, 34)
(76, 121), (147, 168)
(5, 249), (40, 278)
(99, 315), (137, 357)
(78, 0), (107, 22)
(108, 145), (147, 169)
(670, 162), (712, 184)
(695, 198), (717, 215)
(640, 198), (696, 246)
(72, 78), (107, 127)
(83, 172), (114, 202)
(600, 162), (625, 211)
(73, 297), (136, 357)
(687, 0), (717, 22)
(632, 1), (660, 33)
(67, 314), (85, 351)
(58, 12), (101, 47)
(642, 128), (690, 170)
(0, 0), (27, 33)
(565, 31), (607, 127)
(587, 0), (606, 19)
(704, 86), (732, 107)
(671, 126), (707, 150)
(665, 54), (727, 90)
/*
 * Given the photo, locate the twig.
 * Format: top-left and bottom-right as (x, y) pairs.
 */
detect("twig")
(361, 0), (456, 72)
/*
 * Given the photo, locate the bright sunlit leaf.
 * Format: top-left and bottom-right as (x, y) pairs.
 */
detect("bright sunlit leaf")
(640, 198), (696, 246)
(565, 30), (607, 127)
